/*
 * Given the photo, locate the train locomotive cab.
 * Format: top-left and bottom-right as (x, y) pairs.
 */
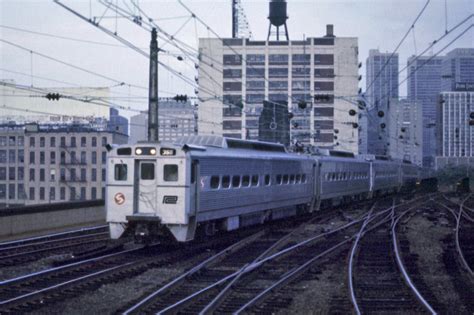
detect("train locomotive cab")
(106, 143), (193, 243)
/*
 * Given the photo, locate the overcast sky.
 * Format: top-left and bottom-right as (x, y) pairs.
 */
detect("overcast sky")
(1, 0), (473, 118)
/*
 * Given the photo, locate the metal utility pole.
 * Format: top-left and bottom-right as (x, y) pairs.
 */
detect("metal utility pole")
(148, 28), (159, 142)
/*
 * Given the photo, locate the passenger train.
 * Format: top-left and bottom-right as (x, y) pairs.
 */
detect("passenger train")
(106, 136), (435, 242)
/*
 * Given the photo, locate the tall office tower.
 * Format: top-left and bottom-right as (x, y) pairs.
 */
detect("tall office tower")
(198, 25), (359, 153)
(436, 92), (474, 169)
(363, 49), (399, 155)
(407, 55), (443, 167)
(441, 48), (474, 91)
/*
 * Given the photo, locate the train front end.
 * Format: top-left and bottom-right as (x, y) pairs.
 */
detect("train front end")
(106, 143), (193, 242)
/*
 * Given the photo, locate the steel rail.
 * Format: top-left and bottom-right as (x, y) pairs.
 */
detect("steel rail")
(392, 207), (437, 314)
(455, 194), (473, 277)
(122, 231), (265, 314)
(0, 225), (108, 247)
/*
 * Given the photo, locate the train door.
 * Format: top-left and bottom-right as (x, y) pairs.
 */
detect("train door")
(190, 160), (200, 215)
(135, 160), (157, 214)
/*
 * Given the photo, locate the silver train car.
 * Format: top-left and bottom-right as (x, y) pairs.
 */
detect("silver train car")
(106, 136), (431, 242)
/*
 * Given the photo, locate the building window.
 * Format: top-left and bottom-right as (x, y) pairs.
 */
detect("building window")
(81, 136), (87, 147)
(8, 167), (15, 180)
(91, 187), (97, 200)
(314, 68), (334, 78)
(223, 120), (242, 130)
(70, 137), (76, 147)
(292, 54), (310, 65)
(269, 81), (288, 90)
(70, 169), (76, 181)
(40, 137), (45, 147)
(246, 54), (265, 65)
(0, 150), (7, 163)
(246, 94), (265, 103)
(29, 169), (35, 181)
(29, 137), (35, 147)
(314, 81), (334, 91)
(50, 187), (55, 201)
(18, 167), (24, 180)
(269, 68), (288, 78)
(81, 168), (87, 181)
(60, 137), (66, 147)
(70, 187), (76, 200)
(60, 168), (66, 181)
(314, 54), (334, 65)
(91, 152), (97, 164)
(60, 152), (66, 164)
(269, 54), (288, 65)
(40, 152), (45, 164)
(29, 187), (35, 200)
(50, 137), (56, 147)
(223, 54), (242, 65)
(60, 187), (66, 200)
(8, 184), (15, 200)
(8, 150), (16, 163)
(0, 167), (5, 180)
(101, 168), (106, 181)
(223, 69), (242, 79)
(0, 184), (5, 199)
(81, 151), (87, 164)
(223, 82), (242, 91)
(0, 136), (6, 147)
(246, 81), (265, 91)
(50, 169), (56, 181)
(50, 152), (56, 164)
(102, 137), (107, 146)
(70, 151), (76, 164)
(80, 187), (86, 200)
(292, 67), (310, 77)
(18, 149), (24, 163)
(40, 168), (45, 182)
(101, 151), (106, 164)
(91, 168), (97, 181)
(39, 187), (45, 200)
(92, 137), (97, 147)
(246, 67), (265, 78)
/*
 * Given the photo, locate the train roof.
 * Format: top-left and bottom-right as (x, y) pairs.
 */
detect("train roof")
(174, 136), (287, 153)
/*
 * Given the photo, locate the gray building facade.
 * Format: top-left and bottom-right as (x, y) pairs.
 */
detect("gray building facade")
(407, 56), (443, 167)
(441, 48), (474, 92)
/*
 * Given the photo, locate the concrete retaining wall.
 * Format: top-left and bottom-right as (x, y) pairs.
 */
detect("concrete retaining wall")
(0, 200), (105, 238)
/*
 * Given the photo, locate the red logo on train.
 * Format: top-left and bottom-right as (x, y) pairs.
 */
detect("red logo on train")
(114, 192), (125, 205)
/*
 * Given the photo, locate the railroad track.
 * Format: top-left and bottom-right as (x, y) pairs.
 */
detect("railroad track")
(120, 199), (388, 314)
(0, 219), (307, 313)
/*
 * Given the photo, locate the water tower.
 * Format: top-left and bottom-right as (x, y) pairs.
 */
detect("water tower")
(267, 0), (289, 41)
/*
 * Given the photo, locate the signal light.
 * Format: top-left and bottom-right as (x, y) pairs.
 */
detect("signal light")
(45, 93), (61, 101)
(173, 94), (188, 102)
(378, 111), (384, 118)
(352, 122), (359, 128)
(349, 109), (356, 116)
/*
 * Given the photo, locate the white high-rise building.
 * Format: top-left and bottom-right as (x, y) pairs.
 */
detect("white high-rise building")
(198, 26), (360, 153)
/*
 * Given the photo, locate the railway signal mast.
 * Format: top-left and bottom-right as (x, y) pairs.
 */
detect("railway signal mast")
(148, 28), (159, 142)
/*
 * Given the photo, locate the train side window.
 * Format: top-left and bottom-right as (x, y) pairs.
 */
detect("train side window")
(276, 175), (282, 185)
(141, 163), (155, 180)
(290, 174), (295, 184)
(210, 176), (220, 189)
(222, 175), (230, 188)
(251, 175), (259, 186)
(264, 175), (271, 185)
(296, 174), (301, 183)
(283, 174), (289, 184)
(232, 175), (240, 188)
(242, 175), (250, 187)
(114, 164), (127, 181)
(164, 164), (178, 181)
(302, 174), (307, 183)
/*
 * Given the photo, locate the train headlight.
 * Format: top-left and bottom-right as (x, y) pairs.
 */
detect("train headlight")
(150, 148), (157, 155)
(135, 148), (143, 155)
